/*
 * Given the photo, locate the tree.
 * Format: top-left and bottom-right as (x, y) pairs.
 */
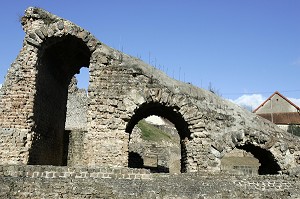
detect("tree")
(287, 124), (300, 137)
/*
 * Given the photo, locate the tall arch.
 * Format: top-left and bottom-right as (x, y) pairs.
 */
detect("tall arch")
(126, 102), (191, 173)
(28, 35), (91, 165)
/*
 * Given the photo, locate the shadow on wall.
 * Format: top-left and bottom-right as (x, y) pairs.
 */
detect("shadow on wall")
(237, 144), (281, 175)
(28, 35), (91, 166)
(128, 151), (171, 173)
(221, 143), (281, 175)
(128, 152), (144, 168)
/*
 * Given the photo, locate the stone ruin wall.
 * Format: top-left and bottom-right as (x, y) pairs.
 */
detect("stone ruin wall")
(0, 165), (300, 198)
(0, 7), (300, 176)
(65, 77), (88, 131)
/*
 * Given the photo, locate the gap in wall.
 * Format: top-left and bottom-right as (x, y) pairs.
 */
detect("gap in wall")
(75, 67), (89, 91)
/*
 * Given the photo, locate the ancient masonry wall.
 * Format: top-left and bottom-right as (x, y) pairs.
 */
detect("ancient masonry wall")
(0, 7), (300, 174)
(0, 165), (300, 198)
(0, 44), (37, 164)
(65, 87), (88, 131)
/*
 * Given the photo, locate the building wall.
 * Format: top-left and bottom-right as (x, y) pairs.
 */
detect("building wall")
(255, 93), (298, 114)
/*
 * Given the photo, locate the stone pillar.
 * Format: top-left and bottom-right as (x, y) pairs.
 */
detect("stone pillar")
(0, 45), (38, 165)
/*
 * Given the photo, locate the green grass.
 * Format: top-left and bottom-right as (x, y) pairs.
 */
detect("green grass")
(136, 120), (174, 142)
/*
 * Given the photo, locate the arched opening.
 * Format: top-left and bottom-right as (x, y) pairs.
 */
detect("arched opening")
(126, 102), (191, 173)
(237, 143), (281, 175)
(29, 35), (91, 165)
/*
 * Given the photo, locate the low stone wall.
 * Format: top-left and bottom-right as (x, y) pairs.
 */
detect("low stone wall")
(0, 165), (299, 198)
(0, 165), (151, 180)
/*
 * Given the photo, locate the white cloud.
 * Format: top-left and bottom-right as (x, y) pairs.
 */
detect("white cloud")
(229, 94), (300, 111)
(288, 98), (300, 107)
(229, 94), (265, 111)
(0, 84), (2, 89)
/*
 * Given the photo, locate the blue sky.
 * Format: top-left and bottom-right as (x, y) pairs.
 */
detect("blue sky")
(0, 1), (300, 110)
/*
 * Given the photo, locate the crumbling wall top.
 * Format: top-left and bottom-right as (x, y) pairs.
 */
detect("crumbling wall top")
(21, 7), (60, 32)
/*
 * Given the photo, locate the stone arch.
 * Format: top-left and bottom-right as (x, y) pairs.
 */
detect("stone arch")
(28, 35), (92, 165)
(126, 101), (191, 173)
(229, 131), (282, 174)
(236, 143), (281, 175)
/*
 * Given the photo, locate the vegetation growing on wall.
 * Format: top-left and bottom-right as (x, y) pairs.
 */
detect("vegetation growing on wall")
(137, 120), (174, 142)
(287, 124), (300, 137)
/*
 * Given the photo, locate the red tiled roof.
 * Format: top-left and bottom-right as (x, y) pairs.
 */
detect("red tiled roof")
(253, 91), (300, 113)
(257, 112), (300, 125)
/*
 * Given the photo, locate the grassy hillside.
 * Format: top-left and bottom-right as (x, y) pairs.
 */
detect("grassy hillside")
(136, 120), (175, 142)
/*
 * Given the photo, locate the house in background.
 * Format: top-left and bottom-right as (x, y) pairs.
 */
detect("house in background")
(253, 91), (300, 132)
